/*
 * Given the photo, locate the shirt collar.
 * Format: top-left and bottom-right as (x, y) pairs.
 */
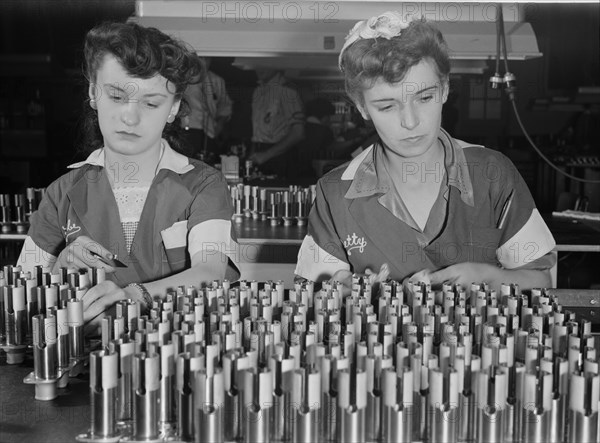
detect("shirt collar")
(343, 128), (475, 206)
(67, 139), (195, 175)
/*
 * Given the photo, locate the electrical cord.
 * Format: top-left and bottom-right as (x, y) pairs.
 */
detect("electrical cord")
(499, 7), (510, 75)
(494, 4), (600, 185)
(495, 9), (501, 76)
(510, 100), (600, 183)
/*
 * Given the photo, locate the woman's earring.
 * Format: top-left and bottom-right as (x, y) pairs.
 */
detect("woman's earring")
(89, 99), (97, 110)
(167, 114), (175, 124)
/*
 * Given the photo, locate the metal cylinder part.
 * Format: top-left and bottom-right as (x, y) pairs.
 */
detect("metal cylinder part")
(270, 353), (295, 442)
(411, 354), (428, 442)
(133, 352), (160, 440)
(158, 342), (175, 426)
(177, 352), (197, 441)
(541, 357), (569, 443)
(25, 278), (39, 339)
(568, 372), (599, 443)
(521, 370), (552, 443)
(194, 368), (224, 443)
(244, 367), (273, 443)
(108, 339), (135, 423)
(226, 349), (250, 441)
(292, 366), (320, 443)
(67, 299), (84, 361)
(32, 314), (57, 380)
(477, 366), (507, 443)
(30, 314), (58, 400)
(319, 355), (338, 442)
(455, 355), (475, 443)
(366, 354), (383, 442)
(381, 367), (413, 443)
(429, 367), (458, 443)
(55, 306), (70, 377)
(89, 350), (119, 439)
(337, 369), (366, 443)
(3, 285), (24, 348)
(507, 361), (525, 443)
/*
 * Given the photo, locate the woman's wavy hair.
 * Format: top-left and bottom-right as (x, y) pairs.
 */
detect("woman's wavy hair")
(79, 21), (203, 154)
(340, 18), (450, 106)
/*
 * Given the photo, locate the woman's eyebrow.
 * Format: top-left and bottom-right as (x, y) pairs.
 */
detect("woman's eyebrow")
(370, 98), (396, 103)
(104, 83), (167, 98)
(415, 85), (438, 94)
(370, 84), (440, 103)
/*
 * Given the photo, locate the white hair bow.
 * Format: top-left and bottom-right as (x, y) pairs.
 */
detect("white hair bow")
(338, 11), (421, 70)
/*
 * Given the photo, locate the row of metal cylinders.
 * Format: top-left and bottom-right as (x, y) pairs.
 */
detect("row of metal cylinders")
(8, 266), (598, 442)
(30, 304), (85, 376)
(83, 320), (600, 443)
(0, 266), (104, 351)
(72, 279), (599, 442)
(0, 188), (44, 232)
(230, 184), (315, 224)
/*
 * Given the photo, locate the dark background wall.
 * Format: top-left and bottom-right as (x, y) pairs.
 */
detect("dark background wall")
(0, 1), (136, 189)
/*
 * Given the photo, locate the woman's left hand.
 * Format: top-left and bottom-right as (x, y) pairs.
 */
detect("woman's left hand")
(428, 262), (494, 289)
(79, 280), (130, 335)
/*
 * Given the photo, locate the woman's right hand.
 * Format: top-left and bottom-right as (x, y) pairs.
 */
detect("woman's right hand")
(53, 235), (116, 273)
(402, 268), (432, 296)
(331, 263), (391, 298)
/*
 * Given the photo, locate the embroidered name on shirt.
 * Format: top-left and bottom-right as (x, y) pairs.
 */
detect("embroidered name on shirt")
(343, 233), (367, 256)
(62, 219), (81, 241)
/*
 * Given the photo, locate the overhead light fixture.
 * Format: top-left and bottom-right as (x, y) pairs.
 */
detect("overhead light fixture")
(132, 1), (541, 77)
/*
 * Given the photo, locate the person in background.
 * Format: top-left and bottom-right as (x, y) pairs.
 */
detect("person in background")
(295, 12), (556, 293)
(181, 56), (233, 159)
(297, 97), (366, 179)
(17, 22), (240, 333)
(248, 69), (305, 176)
(295, 98), (336, 179)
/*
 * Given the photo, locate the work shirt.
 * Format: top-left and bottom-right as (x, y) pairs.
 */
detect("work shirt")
(295, 129), (556, 282)
(251, 73), (304, 144)
(18, 141), (240, 286)
(182, 71), (232, 138)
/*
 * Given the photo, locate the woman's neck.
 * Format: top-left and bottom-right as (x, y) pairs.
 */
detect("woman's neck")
(104, 143), (164, 188)
(383, 138), (445, 186)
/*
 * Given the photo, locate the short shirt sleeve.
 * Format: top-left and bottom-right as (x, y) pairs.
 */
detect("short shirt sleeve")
(493, 156), (556, 270)
(187, 169), (240, 279)
(295, 180), (350, 281)
(27, 180), (65, 257)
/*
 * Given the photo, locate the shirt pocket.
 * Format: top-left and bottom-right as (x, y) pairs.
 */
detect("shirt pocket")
(468, 226), (503, 264)
(160, 220), (189, 272)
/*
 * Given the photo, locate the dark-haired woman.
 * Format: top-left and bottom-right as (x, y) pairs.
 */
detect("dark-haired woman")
(295, 12), (556, 293)
(17, 22), (240, 330)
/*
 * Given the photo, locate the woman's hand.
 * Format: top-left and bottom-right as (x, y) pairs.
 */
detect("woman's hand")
(54, 235), (116, 273)
(428, 262), (493, 289)
(79, 280), (137, 335)
(330, 269), (353, 298)
(365, 263), (391, 286)
(331, 263), (391, 298)
(402, 268), (432, 296)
